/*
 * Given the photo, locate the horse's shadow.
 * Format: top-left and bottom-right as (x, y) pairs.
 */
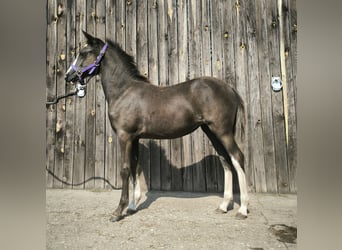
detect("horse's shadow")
(135, 190), (241, 214)
(130, 140), (242, 215)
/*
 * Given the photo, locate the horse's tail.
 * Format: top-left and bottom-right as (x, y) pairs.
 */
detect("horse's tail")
(233, 88), (246, 143)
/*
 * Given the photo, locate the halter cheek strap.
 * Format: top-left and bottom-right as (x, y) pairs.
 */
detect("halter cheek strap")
(72, 43), (108, 83)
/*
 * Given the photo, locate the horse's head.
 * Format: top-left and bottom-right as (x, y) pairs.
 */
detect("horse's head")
(65, 30), (107, 84)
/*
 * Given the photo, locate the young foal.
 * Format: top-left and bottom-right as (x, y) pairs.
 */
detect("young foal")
(65, 31), (249, 221)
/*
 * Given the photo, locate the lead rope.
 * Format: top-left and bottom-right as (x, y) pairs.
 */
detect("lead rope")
(46, 83), (86, 107)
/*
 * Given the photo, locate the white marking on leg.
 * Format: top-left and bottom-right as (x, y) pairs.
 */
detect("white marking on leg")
(230, 154), (249, 216)
(134, 177), (141, 206)
(66, 54), (79, 74)
(219, 164), (233, 212)
(128, 180), (136, 211)
(128, 200), (135, 211)
(128, 177), (141, 211)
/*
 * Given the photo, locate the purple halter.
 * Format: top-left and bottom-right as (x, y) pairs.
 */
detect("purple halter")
(71, 43), (108, 84)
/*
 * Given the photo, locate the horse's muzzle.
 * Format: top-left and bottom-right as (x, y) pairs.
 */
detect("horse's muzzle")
(65, 72), (77, 83)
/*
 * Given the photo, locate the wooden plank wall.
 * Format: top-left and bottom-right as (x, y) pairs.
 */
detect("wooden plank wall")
(46, 0), (297, 193)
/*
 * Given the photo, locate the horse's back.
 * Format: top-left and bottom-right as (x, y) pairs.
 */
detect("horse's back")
(184, 77), (241, 114)
(144, 76), (241, 121)
(157, 76), (237, 103)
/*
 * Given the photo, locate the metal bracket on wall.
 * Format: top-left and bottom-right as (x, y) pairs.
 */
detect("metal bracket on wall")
(271, 76), (283, 92)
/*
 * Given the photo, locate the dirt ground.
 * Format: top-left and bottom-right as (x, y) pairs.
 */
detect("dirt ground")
(46, 189), (297, 250)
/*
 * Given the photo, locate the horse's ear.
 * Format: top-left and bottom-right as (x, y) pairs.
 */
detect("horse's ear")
(82, 30), (96, 45)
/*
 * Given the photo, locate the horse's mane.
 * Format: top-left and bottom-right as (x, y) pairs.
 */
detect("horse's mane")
(106, 40), (148, 82)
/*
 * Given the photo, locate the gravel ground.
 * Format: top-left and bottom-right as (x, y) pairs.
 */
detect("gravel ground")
(46, 189), (297, 250)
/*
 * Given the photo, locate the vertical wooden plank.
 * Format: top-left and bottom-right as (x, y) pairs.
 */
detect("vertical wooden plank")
(256, 0), (278, 192)
(289, 0), (297, 104)
(232, 0), (253, 192)
(93, 0), (106, 189)
(221, 0), (240, 193)
(157, 0), (172, 191)
(210, 0), (225, 192)
(177, 0), (192, 192)
(63, 0), (76, 188)
(46, 0), (57, 188)
(160, 135), (171, 190)
(283, 0), (297, 193)
(278, 0), (289, 146)
(222, 0), (236, 85)
(105, 130), (116, 189)
(115, 0), (126, 46)
(168, 0), (183, 191)
(104, 0), (117, 189)
(210, 0), (223, 79)
(289, 0), (297, 193)
(201, 0), (212, 78)
(201, 0), (217, 193)
(54, 0), (67, 188)
(136, 0), (149, 81)
(148, 0), (161, 190)
(266, 0), (290, 193)
(188, 0), (202, 78)
(125, 0), (137, 56)
(73, 0), (87, 189)
(182, 137), (193, 189)
(83, 0), (97, 189)
(114, 0), (126, 188)
(126, 0), (143, 192)
(136, 0), (150, 191)
(105, 0), (115, 39)
(199, 0), (212, 76)
(245, 0), (267, 192)
(188, 0), (206, 192)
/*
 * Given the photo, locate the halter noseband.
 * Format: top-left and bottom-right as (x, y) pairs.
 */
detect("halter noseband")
(71, 43), (108, 84)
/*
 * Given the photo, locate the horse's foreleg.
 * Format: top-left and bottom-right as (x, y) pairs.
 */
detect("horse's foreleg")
(110, 137), (133, 222)
(127, 140), (141, 214)
(127, 175), (141, 213)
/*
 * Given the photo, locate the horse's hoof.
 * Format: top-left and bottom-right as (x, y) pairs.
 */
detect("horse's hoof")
(235, 212), (248, 220)
(110, 215), (123, 222)
(215, 208), (227, 214)
(126, 208), (137, 215)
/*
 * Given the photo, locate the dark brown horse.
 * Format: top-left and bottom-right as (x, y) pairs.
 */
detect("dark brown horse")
(65, 31), (249, 221)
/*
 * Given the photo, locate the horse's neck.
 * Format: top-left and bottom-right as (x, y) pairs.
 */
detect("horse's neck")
(100, 67), (138, 104)
(100, 77), (130, 103)
(100, 51), (149, 103)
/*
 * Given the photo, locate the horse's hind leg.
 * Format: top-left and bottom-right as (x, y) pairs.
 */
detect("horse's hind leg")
(217, 156), (234, 213)
(220, 134), (249, 219)
(201, 125), (234, 213)
(202, 125), (249, 219)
